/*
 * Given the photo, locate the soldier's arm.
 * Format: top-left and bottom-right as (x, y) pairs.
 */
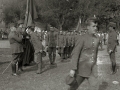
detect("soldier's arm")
(71, 36), (84, 70)
(12, 33), (23, 43)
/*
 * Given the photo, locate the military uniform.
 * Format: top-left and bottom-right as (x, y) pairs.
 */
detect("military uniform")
(57, 32), (66, 59)
(8, 28), (23, 75)
(30, 32), (43, 74)
(46, 30), (57, 65)
(107, 22), (117, 74)
(71, 33), (99, 77)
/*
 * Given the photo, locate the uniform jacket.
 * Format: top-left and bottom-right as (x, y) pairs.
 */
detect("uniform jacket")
(57, 34), (66, 47)
(46, 31), (57, 47)
(107, 30), (117, 51)
(71, 33), (99, 77)
(30, 32), (43, 54)
(8, 31), (23, 54)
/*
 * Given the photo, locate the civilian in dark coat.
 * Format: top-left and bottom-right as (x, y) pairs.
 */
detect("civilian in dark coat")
(107, 22), (118, 74)
(68, 17), (100, 90)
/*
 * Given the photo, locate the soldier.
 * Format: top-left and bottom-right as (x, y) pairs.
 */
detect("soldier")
(67, 17), (100, 90)
(8, 23), (23, 76)
(107, 22), (118, 74)
(27, 24), (44, 74)
(57, 31), (66, 60)
(46, 26), (58, 65)
(16, 20), (24, 71)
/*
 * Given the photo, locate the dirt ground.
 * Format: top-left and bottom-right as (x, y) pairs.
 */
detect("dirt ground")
(0, 40), (120, 90)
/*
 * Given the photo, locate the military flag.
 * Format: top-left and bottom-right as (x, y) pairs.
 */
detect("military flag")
(24, 0), (38, 27)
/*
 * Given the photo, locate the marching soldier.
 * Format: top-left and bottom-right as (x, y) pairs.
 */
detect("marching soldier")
(67, 17), (100, 90)
(8, 23), (23, 76)
(46, 26), (58, 65)
(107, 22), (118, 74)
(27, 24), (44, 74)
(57, 31), (66, 60)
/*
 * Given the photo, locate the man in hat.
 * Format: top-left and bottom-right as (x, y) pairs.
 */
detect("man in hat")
(8, 23), (23, 76)
(107, 22), (118, 74)
(27, 25), (44, 74)
(46, 26), (58, 65)
(68, 17), (100, 90)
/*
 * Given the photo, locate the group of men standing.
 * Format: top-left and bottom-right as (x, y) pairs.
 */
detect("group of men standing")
(7, 17), (119, 90)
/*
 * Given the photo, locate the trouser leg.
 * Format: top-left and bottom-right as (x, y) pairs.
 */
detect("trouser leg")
(11, 54), (19, 74)
(18, 53), (23, 71)
(48, 47), (53, 64)
(110, 51), (117, 73)
(36, 53), (42, 74)
(68, 75), (85, 90)
(52, 47), (56, 64)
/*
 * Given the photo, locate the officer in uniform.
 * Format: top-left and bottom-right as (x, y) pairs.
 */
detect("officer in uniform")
(16, 20), (24, 71)
(46, 26), (57, 65)
(57, 30), (66, 60)
(68, 17), (100, 90)
(27, 24), (44, 74)
(8, 23), (23, 76)
(107, 22), (118, 74)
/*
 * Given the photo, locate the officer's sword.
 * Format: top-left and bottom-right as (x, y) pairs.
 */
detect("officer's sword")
(2, 61), (12, 74)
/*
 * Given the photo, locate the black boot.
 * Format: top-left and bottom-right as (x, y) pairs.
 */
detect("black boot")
(11, 64), (18, 76)
(36, 63), (42, 74)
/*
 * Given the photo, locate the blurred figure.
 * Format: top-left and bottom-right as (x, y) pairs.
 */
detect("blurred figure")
(46, 26), (58, 65)
(8, 23), (23, 76)
(107, 22), (118, 74)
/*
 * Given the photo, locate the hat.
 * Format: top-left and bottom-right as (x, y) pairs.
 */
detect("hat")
(65, 75), (77, 86)
(17, 20), (24, 24)
(108, 22), (116, 27)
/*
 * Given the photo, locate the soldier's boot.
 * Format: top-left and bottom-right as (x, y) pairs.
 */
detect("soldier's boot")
(36, 63), (42, 74)
(111, 62), (117, 74)
(49, 54), (53, 65)
(52, 54), (56, 65)
(61, 53), (64, 62)
(18, 61), (23, 72)
(11, 64), (18, 76)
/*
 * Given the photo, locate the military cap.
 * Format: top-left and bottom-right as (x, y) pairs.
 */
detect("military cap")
(108, 22), (116, 27)
(17, 20), (24, 24)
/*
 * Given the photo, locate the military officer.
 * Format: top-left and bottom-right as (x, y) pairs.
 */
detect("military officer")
(46, 26), (58, 65)
(107, 22), (118, 74)
(68, 17), (100, 90)
(27, 24), (44, 74)
(57, 30), (66, 60)
(8, 23), (23, 76)
(15, 20), (25, 71)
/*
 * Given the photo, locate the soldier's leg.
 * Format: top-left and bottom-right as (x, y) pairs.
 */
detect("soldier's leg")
(18, 53), (24, 71)
(11, 54), (19, 76)
(110, 52), (117, 74)
(52, 47), (56, 64)
(58, 47), (61, 57)
(68, 75), (85, 90)
(48, 47), (53, 64)
(36, 53), (42, 74)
